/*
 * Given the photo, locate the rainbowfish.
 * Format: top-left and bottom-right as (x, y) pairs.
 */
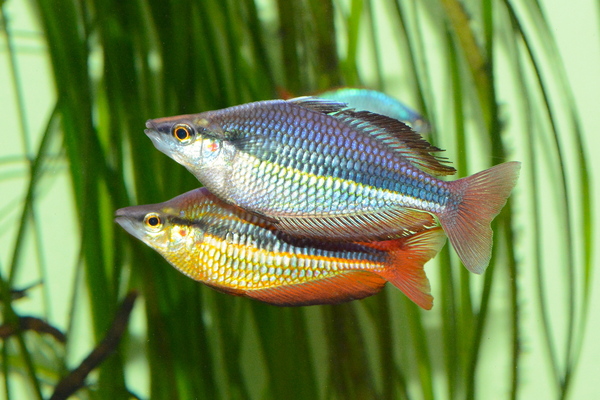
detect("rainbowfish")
(145, 98), (520, 274)
(317, 88), (430, 133)
(115, 188), (446, 309)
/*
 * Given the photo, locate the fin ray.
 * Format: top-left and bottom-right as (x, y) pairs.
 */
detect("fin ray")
(274, 206), (439, 241)
(243, 271), (386, 306)
(365, 227), (446, 310)
(332, 110), (456, 176)
(288, 96), (349, 114)
(440, 162), (521, 273)
(289, 97), (456, 176)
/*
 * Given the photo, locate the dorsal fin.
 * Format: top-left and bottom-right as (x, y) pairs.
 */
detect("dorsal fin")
(273, 206), (439, 242)
(288, 97), (456, 176)
(333, 110), (456, 176)
(288, 96), (348, 114)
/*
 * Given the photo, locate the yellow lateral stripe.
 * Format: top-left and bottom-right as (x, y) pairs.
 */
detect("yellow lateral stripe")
(246, 154), (441, 213)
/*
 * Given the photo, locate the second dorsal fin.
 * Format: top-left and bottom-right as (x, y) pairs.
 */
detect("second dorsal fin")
(289, 97), (456, 176)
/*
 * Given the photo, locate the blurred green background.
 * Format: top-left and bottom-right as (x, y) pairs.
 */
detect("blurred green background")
(0, 0), (598, 399)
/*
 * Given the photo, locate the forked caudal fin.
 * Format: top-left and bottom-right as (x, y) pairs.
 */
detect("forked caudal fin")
(363, 227), (447, 310)
(439, 161), (521, 274)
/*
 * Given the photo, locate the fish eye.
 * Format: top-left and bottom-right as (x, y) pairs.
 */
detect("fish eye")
(144, 213), (163, 231)
(172, 124), (194, 144)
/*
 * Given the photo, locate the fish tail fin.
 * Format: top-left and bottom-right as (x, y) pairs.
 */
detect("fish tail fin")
(365, 227), (447, 310)
(439, 161), (521, 274)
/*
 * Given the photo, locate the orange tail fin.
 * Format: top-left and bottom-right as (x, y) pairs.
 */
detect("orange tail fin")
(364, 227), (447, 310)
(439, 161), (521, 274)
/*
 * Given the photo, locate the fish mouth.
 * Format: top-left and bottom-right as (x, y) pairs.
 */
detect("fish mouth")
(114, 209), (142, 239)
(145, 119), (157, 130)
(115, 207), (129, 218)
(143, 120), (173, 155)
(144, 120), (160, 141)
(144, 127), (166, 153)
(144, 128), (159, 140)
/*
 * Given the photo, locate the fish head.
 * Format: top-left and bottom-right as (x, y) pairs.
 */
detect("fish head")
(115, 201), (203, 255)
(145, 115), (225, 173)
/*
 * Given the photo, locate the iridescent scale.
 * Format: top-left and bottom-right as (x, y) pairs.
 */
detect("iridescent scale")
(216, 101), (452, 216)
(161, 193), (388, 291)
(190, 230), (384, 290)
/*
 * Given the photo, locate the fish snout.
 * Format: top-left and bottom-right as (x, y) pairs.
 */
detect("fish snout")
(113, 209), (142, 239)
(114, 209), (130, 227)
(114, 207), (139, 227)
(145, 119), (157, 130)
(144, 120), (159, 138)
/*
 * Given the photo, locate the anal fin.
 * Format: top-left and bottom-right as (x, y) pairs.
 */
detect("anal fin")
(243, 271), (386, 306)
(362, 227), (447, 310)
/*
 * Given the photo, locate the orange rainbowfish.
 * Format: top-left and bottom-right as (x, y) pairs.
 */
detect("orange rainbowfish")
(115, 188), (446, 309)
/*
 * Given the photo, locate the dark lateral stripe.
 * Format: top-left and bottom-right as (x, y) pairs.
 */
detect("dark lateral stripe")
(188, 212), (387, 264)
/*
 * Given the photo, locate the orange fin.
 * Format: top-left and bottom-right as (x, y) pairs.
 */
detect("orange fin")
(274, 206), (438, 242)
(440, 162), (521, 274)
(242, 271), (387, 306)
(204, 282), (246, 298)
(363, 227), (446, 310)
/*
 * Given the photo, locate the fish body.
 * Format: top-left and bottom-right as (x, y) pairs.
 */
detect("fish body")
(317, 88), (429, 133)
(145, 98), (520, 273)
(115, 188), (446, 309)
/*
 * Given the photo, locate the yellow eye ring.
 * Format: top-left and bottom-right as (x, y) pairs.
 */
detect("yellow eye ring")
(172, 124), (193, 143)
(144, 213), (163, 231)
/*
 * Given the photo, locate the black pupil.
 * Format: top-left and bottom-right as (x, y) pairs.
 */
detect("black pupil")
(175, 127), (189, 140)
(148, 217), (159, 226)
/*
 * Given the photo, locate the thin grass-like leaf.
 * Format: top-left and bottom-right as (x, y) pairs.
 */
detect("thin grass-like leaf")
(519, 2), (594, 396)
(0, 93), (62, 400)
(1, 3), (52, 324)
(502, 3), (591, 398)
(251, 305), (319, 399)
